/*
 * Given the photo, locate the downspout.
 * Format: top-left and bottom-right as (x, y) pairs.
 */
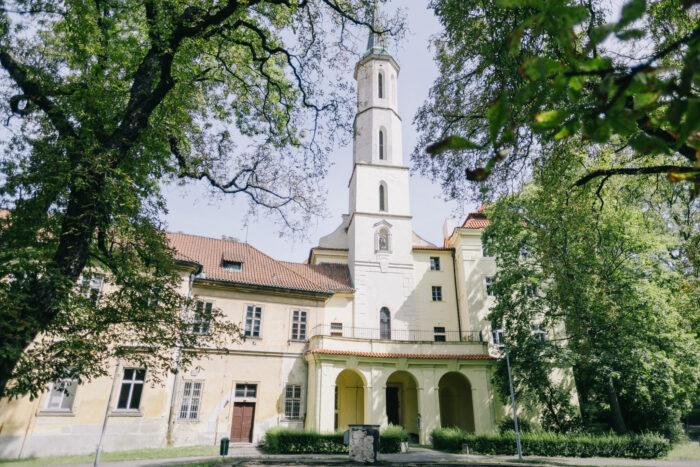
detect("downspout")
(451, 248), (463, 338)
(303, 350), (309, 429)
(166, 269), (197, 446)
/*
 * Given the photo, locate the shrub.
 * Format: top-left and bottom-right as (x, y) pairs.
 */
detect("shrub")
(430, 428), (671, 459)
(263, 428), (346, 454)
(497, 416), (533, 434)
(380, 424), (409, 453)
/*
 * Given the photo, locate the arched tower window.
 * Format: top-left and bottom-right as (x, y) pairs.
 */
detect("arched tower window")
(379, 130), (385, 160)
(379, 183), (387, 212)
(380, 307), (391, 339)
(377, 228), (390, 252)
(378, 72), (384, 99)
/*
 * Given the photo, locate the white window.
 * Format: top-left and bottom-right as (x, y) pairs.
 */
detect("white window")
(45, 378), (77, 412)
(492, 328), (504, 346)
(330, 322), (343, 336)
(284, 384), (302, 419)
(190, 301), (212, 335)
(179, 381), (203, 420)
(532, 324), (546, 342)
(291, 310), (307, 341)
(116, 368), (145, 411)
(430, 257), (440, 271)
(235, 383), (257, 398)
(431, 286), (442, 301)
(245, 305), (262, 338)
(79, 274), (103, 306)
(485, 276), (495, 296)
(433, 326), (446, 342)
(379, 307), (391, 339)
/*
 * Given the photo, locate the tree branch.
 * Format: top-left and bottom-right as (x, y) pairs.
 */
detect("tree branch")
(573, 165), (697, 187)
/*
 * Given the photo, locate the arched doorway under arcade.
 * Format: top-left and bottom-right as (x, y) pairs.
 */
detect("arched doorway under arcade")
(385, 371), (419, 439)
(438, 372), (475, 432)
(335, 369), (365, 430)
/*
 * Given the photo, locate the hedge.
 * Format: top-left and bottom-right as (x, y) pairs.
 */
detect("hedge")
(263, 425), (409, 454)
(431, 428), (670, 459)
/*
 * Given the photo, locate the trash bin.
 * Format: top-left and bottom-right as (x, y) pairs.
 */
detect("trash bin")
(219, 437), (230, 456)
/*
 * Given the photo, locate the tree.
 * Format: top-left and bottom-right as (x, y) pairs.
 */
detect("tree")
(484, 145), (700, 439)
(0, 0), (402, 398)
(414, 0), (700, 201)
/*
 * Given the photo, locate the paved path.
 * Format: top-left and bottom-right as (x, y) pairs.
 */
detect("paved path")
(56, 445), (698, 467)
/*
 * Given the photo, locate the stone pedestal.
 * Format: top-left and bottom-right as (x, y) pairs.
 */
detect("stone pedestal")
(348, 424), (380, 463)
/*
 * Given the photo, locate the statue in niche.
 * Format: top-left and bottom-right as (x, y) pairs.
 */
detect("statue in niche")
(377, 228), (389, 252)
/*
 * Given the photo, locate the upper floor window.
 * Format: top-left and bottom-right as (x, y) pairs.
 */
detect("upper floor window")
(434, 326), (446, 342)
(379, 183), (386, 212)
(379, 130), (385, 160)
(482, 237), (495, 257)
(291, 310), (307, 341)
(190, 300), (212, 335)
(179, 381), (203, 420)
(379, 307), (391, 339)
(330, 322), (343, 337)
(430, 257), (441, 271)
(485, 276), (495, 296)
(431, 286), (443, 301)
(117, 368), (145, 411)
(44, 377), (78, 412)
(235, 383), (257, 398)
(531, 324), (546, 343)
(285, 384), (302, 419)
(492, 328), (504, 346)
(79, 274), (103, 307)
(378, 72), (384, 98)
(245, 305), (262, 338)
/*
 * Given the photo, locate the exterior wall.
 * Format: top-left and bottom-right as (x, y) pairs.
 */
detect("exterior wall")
(349, 165), (410, 216)
(411, 250), (460, 333)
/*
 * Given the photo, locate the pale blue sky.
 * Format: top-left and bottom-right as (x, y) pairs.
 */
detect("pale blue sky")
(162, 1), (478, 262)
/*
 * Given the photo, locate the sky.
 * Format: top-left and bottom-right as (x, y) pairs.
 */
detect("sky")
(161, 1), (478, 263)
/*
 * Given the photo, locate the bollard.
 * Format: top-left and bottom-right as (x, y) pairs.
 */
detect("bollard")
(219, 437), (230, 456)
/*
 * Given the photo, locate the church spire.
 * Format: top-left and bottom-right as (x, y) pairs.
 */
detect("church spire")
(363, 4), (390, 59)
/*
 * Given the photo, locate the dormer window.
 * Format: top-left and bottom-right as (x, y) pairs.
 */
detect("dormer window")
(223, 260), (242, 272)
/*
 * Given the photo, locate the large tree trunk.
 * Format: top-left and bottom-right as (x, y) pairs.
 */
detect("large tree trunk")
(607, 376), (627, 434)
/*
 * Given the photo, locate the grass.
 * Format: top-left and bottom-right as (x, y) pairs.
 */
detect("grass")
(0, 445), (219, 467)
(664, 441), (700, 461)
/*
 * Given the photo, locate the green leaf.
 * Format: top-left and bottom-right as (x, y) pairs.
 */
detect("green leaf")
(589, 24), (616, 46)
(487, 98), (509, 141)
(618, 0), (646, 29)
(520, 57), (562, 81)
(616, 28), (646, 41)
(426, 136), (483, 155)
(633, 92), (661, 110)
(534, 110), (564, 128)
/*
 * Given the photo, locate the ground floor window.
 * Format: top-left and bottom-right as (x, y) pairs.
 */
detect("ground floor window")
(117, 368), (145, 410)
(179, 381), (203, 420)
(284, 384), (302, 419)
(45, 378), (78, 412)
(235, 383), (257, 398)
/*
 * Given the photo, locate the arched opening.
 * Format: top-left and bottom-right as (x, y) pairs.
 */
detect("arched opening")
(378, 130), (385, 160)
(380, 307), (391, 339)
(378, 72), (384, 99)
(335, 369), (365, 430)
(386, 371), (419, 440)
(438, 372), (475, 432)
(379, 183), (387, 212)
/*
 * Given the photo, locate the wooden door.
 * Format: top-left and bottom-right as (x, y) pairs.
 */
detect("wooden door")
(231, 402), (255, 442)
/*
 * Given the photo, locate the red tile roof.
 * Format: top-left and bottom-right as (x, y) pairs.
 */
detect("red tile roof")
(167, 232), (353, 294)
(307, 349), (494, 360)
(461, 204), (491, 229)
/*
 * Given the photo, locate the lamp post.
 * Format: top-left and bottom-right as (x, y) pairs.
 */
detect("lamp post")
(502, 343), (523, 460)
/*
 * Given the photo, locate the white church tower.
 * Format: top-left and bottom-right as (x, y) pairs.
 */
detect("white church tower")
(346, 26), (416, 333)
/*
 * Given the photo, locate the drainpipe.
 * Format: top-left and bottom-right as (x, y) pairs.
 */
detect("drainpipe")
(166, 270), (197, 446)
(303, 351), (309, 429)
(451, 249), (464, 338)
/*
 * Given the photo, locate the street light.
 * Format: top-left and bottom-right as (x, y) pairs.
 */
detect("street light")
(500, 341), (523, 460)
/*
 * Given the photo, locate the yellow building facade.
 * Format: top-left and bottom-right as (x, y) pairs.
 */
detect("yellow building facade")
(0, 31), (506, 459)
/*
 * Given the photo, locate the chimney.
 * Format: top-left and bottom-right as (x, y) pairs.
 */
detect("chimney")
(443, 218), (457, 243)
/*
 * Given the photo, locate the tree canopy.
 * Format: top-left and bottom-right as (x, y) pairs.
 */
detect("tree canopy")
(414, 0), (700, 200)
(0, 0), (401, 398)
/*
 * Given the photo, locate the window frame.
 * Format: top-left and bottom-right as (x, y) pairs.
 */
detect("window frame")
(378, 130), (385, 160)
(431, 285), (443, 302)
(190, 300), (213, 335)
(531, 324), (547, 343)
(234, 383), (258, 399)
(378, 71), (384, 99)
(79, 274), (104, 307)
(379, 307), (391, 340)
(433, 326), (446, 342)
(330, 322), (343, 337)
(290, 309), (308, 341)
(222, 260), (243, 272)
(491, 328), (505, 346)
(485, 276), (495, 297)
(284, 384), (303, 420)
(244, 304), (263, 338)
(43, 378), (78, 413)
(429, 256), (441, 271)
(178, 380), (204, 421)
(115, 368), (146, 412)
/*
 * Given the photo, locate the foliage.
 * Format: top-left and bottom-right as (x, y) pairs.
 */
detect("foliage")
(262, 429), (347, 454)
(431, 427), (671, 459)
(0, 0), (402, 398)
(414, 0), (700, 202)
(379, 424), (409, 453)
(497, 416), (533, 434)
(483, 144), (700, 440)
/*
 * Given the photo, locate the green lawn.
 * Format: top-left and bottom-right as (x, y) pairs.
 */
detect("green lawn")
(664, 441), (700, 461)
(0, 445), (219, 467)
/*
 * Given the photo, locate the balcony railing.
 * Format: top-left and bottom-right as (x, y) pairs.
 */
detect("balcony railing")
(309, 324), (483, 343)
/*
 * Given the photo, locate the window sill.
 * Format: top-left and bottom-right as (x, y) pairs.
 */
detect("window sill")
(243, 336), (262, 340)
(110, 410), (143, 417)
(288, 339), (306, 343)
(38, 410), (75, 417)
(177, 418), (201, 423)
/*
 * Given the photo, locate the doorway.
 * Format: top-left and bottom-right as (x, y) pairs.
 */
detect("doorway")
(386, 386), (400, 425)
(231, 402), (255, 442)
